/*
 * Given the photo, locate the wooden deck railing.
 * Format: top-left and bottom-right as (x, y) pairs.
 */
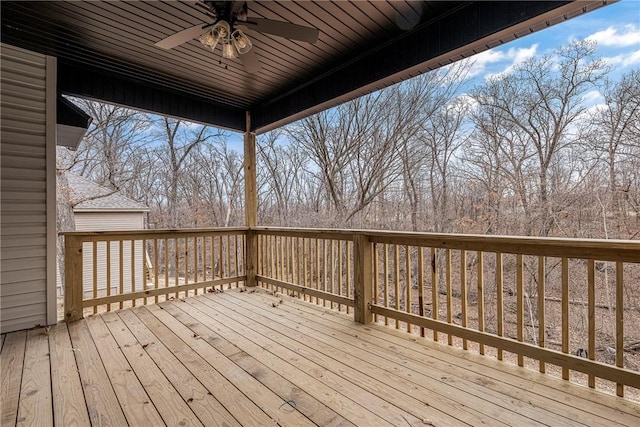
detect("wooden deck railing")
(255, 229), (356, 312)
(62, 228), (246, 321)
(63, 226), (640, 399)
(254, 227), (640, 399)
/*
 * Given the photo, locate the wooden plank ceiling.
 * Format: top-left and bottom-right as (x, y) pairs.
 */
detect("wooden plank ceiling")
(1, 1), (611, 133)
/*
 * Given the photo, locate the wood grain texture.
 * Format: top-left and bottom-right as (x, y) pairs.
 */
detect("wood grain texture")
(117, 309), (241, 427)
(144, 303), (313, 426)
(84, 315), (165, 425)
(133, 305), (273, 426)
(17, 329), (52, 426)
(100, 312), (204, 426)
(67, 320), (128, 426)
(1, 331), (26, 426)
(49, 323), (90, 427)
(353, 234), (372, 324)
(3, 289), (637, 426)
(279, 292), (640, 426)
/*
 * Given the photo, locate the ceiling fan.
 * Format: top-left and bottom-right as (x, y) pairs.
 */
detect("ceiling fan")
(155, 1), (320, 74)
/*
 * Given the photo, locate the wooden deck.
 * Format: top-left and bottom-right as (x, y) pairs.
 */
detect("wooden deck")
(2, 289), (639, 427)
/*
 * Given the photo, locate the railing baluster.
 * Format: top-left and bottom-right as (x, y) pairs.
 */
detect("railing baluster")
(406, 245), (412, 333)
(193, 237), (198, 295)
(477, 251), (484, 355)
(340, 240), (345, 312)
(164, 238), (169, 300)
(154, 239), (159, 304)
(120, 239), (125, 308)
(517, 254), (524, 367)
(395, 245), (400, 329)
(496, 252), (503, 360)
(143, 238), (149, 303)
(212, 235), (217, 281)
(538, 256), (545, 373)
(236, 234), (241, 284)
(461, 250), (467, 350)
(562, 257), (569, 380)
(384, 244), (389, 325)
(432, 247), (438, 341)
(226, 235), (232, 285)
(184, 238), (189, 297)
(331, 240), (336, 308)
(271, 236), (276, 290)
(346, 240), (352, 313)
(106, 241), (111, 312)
(315, 239), (320, 304)
(219, 235), (224, 286)
(304, 238), (309, 301)
(616, 261), (624, 397)
(588, 259), (595, 388)
(295, 237), (304, 299)
(287, 236), (291, 288)
(418, 246), (425, 337)
(131, 240), (136, 307)
(323, 239), (328, 306)
(446, 248), (452, 345)
(93, 241), (98, 314)
(174, 238), (179, 299)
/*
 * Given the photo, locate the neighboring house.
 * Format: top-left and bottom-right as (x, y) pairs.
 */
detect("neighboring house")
(57, 173), (150, 299)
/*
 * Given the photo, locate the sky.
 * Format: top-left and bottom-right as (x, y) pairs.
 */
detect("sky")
(225, 0), (640, 150)
(462, 0), (640, 82)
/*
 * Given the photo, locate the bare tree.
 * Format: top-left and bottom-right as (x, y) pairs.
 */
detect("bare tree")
(472, 40), (609, 236)
(585, 69), (640, 237)
(70, 99), (151, 190)
(155, 118), (221, 227)
(421, 97), (471, 232)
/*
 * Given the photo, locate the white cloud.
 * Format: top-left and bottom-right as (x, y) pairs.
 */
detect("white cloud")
(587, 24), (640, 47)
(461, 44), (539, 80)
(484, 44), (539, 80)
(604, 48), (640, 67)
(581, 90), (605, 109)
(460, 49), (505, 79)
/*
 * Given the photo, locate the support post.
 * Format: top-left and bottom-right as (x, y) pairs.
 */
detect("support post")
(64, 234), (83, 322)
(353, 233), (373, 324)
(244, 111), (258, 287)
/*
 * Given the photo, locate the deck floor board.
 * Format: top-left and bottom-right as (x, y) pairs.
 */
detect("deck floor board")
(1, 331), (25, 426)
(240, 290), (635, 426)
(193, 293), (492, 426)
(1, 288), (638, 427)
(265, 290), (640, 426)
(49, 322), (90, 427)
(17, 329), (53, 426)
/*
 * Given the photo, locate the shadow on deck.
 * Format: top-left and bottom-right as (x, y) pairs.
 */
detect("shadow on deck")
(2, 288), (639, 426)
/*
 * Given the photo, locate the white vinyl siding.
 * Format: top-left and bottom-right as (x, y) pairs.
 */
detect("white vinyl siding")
(74, 212), (147, 299)
(74, 211), (144, 231)
(1, 44), (55, 333)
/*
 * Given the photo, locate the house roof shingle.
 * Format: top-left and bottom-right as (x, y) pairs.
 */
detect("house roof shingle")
(67, 173), (149, 212)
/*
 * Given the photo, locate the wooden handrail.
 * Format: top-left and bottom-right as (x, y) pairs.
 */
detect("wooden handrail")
(252, 226), (640, 262)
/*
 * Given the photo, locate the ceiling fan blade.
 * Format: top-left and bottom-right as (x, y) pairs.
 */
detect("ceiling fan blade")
(239, 49), (262, 74)
(241, 18), (319, 43)
(155, 24), (208, 49)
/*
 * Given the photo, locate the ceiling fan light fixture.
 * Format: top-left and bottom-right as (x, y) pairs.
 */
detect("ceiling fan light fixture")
(199, 31), (219, 51)
(231, 29), (252, 54)
(200, 20), (231, 51)
(222, 40), (237, 58)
